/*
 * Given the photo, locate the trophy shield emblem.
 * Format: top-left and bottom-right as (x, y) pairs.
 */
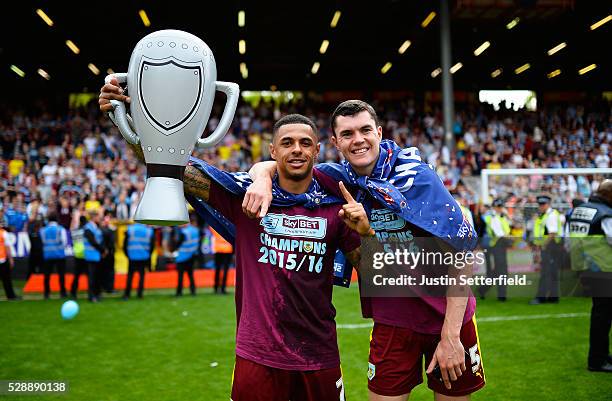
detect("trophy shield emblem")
(138, 56), (204, 135)
(106, 29), (240, 226)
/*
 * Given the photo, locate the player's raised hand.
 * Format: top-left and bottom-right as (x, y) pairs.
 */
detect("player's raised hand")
(242, 176), (273, 219)
(338, 181), (375, 237)
(99, 76), (130, 113)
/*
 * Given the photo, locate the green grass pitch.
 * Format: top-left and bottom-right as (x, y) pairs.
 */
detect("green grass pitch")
(1, 285), (611, 400)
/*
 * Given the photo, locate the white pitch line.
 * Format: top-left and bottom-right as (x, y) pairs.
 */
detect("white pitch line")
(477, 312), (589, 322)
(336, 312), (589, 329)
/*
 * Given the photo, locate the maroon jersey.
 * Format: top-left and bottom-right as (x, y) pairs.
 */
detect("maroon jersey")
(365, 202), (476, 335)
(207, 180), (361, 370)
(313, 168), (476, 335)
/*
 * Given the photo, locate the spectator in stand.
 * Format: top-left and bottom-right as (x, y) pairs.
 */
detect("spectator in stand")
(85, 193), (101, 213)
(0, 97), (610, 282)
(115, 190), (130, 221)
(5, 195), (28, 233)
(57, 197), (73, 229)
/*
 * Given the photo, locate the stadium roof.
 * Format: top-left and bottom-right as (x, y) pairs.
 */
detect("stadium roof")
(2, 0), (610, 95)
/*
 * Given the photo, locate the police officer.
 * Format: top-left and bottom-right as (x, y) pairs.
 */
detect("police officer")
(479, 198), (511, 301)
(568, 179), (612, 372)
(40, 212), (68, 299)
(70, 216), (88, 298)
(84, 212), (106, 302)
(530, 195), (565, 305)
(477, 203), (495, 297)
(175, 215), (200, 297)
(123, 223), (155, 300)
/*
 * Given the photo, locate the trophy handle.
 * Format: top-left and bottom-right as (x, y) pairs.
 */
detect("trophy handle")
(104, 74), (140, 146)
(196, 81), (240, 149)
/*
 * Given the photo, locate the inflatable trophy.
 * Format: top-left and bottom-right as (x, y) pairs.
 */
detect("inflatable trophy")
(105, 29), (239, 226)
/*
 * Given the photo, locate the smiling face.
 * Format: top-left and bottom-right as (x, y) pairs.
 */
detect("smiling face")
(270, 123), (320, 183)
(331, 110), (382, 176)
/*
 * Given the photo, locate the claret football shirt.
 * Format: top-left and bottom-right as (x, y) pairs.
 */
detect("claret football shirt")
(364, 201), (476, 335)
(207, 180), (361, 370)
(313, 168), (476, 335)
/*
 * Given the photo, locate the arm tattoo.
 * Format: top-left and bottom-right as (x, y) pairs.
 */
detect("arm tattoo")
(184, 166), (211, 201)
(127, 142), (145, 163)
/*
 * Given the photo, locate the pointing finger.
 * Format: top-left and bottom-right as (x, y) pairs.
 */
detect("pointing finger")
(338, 181), (356, 204)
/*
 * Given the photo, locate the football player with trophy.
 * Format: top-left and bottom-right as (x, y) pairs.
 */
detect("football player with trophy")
(100, 29), (372, 401)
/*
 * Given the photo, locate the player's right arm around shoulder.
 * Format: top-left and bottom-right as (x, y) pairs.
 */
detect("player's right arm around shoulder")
(243, 161), (277, 219)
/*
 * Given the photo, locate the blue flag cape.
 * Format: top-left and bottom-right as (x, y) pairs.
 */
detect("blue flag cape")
(316, 140), (478, 251)
(185, 157), (353, 286)
(185, 156), (345, 247)
(185, 140), (477, 288)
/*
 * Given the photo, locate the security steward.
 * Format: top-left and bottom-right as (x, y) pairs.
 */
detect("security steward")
(568, 179), (612, 372)
(123, 223), (155, 300)
(175, 215), (200, 297)
(40, 212), (68, 299)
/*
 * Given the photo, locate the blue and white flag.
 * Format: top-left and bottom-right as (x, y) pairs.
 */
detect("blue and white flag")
(316, 140), (478, 251)
(185, 156), (344, 247)
(185, 157), (352, 286)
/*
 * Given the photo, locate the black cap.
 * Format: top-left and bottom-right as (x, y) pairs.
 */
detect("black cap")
(537, 195), (551, 205)
(493, 199), (504, 207)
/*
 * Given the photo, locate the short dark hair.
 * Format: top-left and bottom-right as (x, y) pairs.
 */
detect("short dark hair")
(272, 114), (317, 139)
(330, 100), (379, 136)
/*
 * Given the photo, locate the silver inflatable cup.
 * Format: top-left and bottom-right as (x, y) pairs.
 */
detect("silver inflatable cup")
(106, 30), (239, 226)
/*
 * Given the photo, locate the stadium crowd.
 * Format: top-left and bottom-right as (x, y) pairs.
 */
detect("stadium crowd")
(0, 97), (609, 289)
(2, 98), (610, 219)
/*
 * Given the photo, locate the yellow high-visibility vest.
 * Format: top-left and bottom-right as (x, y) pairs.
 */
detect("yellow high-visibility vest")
(484, 214), (510, 246)
(533, 208), (562, 246)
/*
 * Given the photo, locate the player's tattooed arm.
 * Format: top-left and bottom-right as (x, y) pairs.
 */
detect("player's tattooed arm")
(127, 142), (145, 164)
(184, 166), (212, 202)
(243, 161), (277, 218)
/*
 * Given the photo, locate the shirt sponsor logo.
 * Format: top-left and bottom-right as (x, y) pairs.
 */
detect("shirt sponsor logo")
(261, 213), (327, 239)
(370, 208), (406, 231)
(571, 207), (597, 222)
